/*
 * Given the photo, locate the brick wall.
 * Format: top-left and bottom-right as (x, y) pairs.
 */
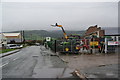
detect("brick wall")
(99, 30), (105, 37)
(85, 25), (105, 37)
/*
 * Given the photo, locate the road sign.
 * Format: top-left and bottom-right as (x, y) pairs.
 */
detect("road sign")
(46, 37), (51, 41)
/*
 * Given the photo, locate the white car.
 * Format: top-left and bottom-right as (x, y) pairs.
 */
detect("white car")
(6, 44), (23, 49)
(35, 43), (40, 46)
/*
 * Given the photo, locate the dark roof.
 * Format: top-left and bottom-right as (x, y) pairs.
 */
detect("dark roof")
(86, 25), (97, 31)
(105, 34), (120, 36)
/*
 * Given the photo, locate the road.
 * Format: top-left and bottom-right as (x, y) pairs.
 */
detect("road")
(1, 46), (118, 79)
(1, 46), (74, 79)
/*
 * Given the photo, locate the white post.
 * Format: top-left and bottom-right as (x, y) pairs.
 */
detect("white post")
(97, 31), (99, 38)
(89, 38), (91, 53)
(105, 37), (107, 53)
(116, 36), (119, 42)
(93, 37), (95, 54)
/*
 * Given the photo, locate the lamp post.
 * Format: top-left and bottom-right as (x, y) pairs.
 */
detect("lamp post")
(22, 30), (25, 45)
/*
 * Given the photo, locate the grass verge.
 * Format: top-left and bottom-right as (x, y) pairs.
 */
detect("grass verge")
(0, 49), (16, 54)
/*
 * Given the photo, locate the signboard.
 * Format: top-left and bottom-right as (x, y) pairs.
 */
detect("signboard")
(46, 37), (51, 41)
(90, 41), (99, 46)
(108, 41), (120, 45)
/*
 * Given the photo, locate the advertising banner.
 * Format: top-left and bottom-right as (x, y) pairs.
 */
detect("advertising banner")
(108, 41), (120, 45)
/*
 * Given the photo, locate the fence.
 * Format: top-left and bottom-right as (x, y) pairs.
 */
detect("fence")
(48, 39), (82, 54)
(46, 38), (120, 54)
(107, 45), (120, 53)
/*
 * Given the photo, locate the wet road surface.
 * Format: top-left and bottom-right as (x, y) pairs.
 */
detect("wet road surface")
(82, 64), (118, 78)
(60, 53), (119, 79)
(1, 46), (74, 78)
(1, 46), (118, 79)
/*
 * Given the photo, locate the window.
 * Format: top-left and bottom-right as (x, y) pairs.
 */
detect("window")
(10, 45), (16, 47)
(114, 36), (117, 41)
(119, 37), (120, 41)
(107, 38), (113, 41)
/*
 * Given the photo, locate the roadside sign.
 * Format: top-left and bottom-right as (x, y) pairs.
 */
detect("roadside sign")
(46, 37), (51, 41)
(108, 41), (120, 45)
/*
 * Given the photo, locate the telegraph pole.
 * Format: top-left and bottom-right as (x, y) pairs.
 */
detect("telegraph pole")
(54, 40), (56, 53)
(21, 30), (23, 43)
(23, 30), (25, 44)
(31, 34), (32, 40)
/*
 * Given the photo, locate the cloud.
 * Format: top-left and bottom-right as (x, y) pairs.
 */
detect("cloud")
(1, 0), (120, 2)
(2, 2), (118, 31)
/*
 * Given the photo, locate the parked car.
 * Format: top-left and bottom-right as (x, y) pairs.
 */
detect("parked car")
(6, 44), (23, 49)
(17, 44), (23, 48)
(35, 43), (40, 46)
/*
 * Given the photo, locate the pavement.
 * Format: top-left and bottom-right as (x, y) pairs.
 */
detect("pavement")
(59, 53), (119, 79)
(1, 46), (74, 79)
(81, 64), (119, 78)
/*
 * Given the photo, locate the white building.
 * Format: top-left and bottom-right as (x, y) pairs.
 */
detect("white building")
(0, 33), (7, 48)
(2, 33), (23, 43)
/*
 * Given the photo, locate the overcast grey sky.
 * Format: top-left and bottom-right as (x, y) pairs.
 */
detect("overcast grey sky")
(2, 2), (118, 31)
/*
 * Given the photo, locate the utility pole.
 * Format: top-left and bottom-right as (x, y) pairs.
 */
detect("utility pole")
(30, 34), (32, 41)
(23, 30), (25, 44)
(21, 30), (23, 43)
(54, 40), (56, 53)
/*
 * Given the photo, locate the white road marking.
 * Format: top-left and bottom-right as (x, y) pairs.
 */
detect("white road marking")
(0, 57), (19, 68)
(13, 58), (18, 61)
(0, 63), (8, 68)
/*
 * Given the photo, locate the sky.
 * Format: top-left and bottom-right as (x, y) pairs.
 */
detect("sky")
(1, 0), (119, 32)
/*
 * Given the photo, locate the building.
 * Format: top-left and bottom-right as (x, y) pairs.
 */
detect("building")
(104, 34), (120, 53)
(103, 27), (120, 53)
(105, 34), (120, 44)
(105, 27), (120, 53)
(3, 33), (23, 43)
(81, 25), (105, 53)
(0, 33), (7, 44)
(0, 33), (7, 49)
(85, 25), (105, 38)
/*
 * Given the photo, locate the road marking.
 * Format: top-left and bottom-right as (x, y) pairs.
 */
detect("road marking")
(0, 63), (8, 68)
(13, 58), (18, 61)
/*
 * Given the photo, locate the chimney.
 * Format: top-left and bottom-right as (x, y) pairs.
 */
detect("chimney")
(95, 25), (97, 27)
